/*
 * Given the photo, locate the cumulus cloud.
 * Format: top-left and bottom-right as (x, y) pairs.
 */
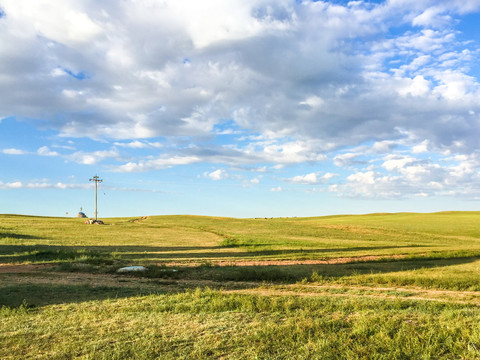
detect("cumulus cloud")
(0, 0), (477, 151)
(287, 172), (337, 185)
(2, 0), (103, 47)
(412, 140), (429, 154)
(1, 0), (480, 201)
(330, 150), (480, 199)
(329, 171), (406, 199)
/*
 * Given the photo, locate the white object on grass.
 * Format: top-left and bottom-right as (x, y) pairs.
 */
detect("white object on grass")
(117, 266), (148, 273)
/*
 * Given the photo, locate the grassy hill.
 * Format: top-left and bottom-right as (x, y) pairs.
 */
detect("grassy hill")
(2, 212), (480, 359)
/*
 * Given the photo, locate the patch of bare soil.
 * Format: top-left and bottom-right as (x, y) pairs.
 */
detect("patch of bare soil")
(0, 263), (54, 273)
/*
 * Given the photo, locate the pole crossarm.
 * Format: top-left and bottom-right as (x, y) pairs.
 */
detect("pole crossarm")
(89, 175), (103, 221)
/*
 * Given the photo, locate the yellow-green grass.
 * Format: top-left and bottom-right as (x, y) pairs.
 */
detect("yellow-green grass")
(3, 212), (480, 288)
(3, 212), (480, 261)
(3, 212), (480, 359)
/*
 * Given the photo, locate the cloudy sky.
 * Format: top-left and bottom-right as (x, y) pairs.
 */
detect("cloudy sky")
(1, 0), (480, 218)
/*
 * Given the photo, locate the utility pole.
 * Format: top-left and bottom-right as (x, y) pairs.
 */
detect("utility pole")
(89, 175), (103, 221)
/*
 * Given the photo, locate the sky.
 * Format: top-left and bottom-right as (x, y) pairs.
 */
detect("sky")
(1, 0), (480, 218)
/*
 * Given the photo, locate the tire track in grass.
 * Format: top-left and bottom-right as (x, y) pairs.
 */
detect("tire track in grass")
(223, 284), (480, 306)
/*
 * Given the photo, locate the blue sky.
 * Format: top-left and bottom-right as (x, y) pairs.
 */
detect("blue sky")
(1, 0), (480, 218)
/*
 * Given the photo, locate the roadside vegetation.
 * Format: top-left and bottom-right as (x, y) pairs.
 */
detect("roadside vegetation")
(2, 212), (480, 359)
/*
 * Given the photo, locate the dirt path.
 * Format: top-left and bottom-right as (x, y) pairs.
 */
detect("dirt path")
(0, 254), (407, 273)
(159, 254), (407, 267)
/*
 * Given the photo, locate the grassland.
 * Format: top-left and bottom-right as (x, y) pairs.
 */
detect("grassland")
(2, 212), (480, 359)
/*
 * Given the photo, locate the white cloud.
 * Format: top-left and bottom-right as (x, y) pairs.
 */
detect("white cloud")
(3, 144), (125, 167)
(347, 171), (376, 185)
(2, 148), (27, 155)
(111, 138), (328, 173)
(432, 71), (478, 100)
(289, 172), (320, 185)
(371, 140), (397, 154)
(0, 180), (89, 190)
(116, 155), (201, 172)
(299, 96), (325, 109)
(323, 172), (337, 181)
(164, 0), (291, 49)
(271, 186), (282, 192)
(113, 140), (163, 149)
(329, 149), (480, 200)
(0, 179), (159, 193)
(68, 150), (119, 165)
(412, 140), (429, 153)
(287, 172), (337, 185)
(2, 181), (23, 189)
(207, 169), (228, 181)
(256, 140), (327, 164)
(412, 6), (451, 28)
(1, 0), (480, 191)
(1, 0), (102, 47)
(396, 75), (431, 97)
(330, 171), (406, 199)
(382, 155), (417, 172)
(37, 146), (59, 157)
(0, 4), (474, 148)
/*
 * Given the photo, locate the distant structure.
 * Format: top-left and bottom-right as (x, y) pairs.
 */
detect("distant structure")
(77, 207), (87, 218)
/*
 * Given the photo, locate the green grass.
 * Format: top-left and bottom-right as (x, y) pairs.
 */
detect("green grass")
(3, 289), (480, 359)
(3, 212), (480, 358)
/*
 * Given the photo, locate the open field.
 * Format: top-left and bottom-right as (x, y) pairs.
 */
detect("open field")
(2, 212), (480, 359)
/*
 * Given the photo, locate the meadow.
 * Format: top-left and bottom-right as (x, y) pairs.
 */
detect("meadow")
(2, 212), (480, 359)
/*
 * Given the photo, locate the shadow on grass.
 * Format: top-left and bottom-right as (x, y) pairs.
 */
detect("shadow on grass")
(0, 244), (224, 256)
(0, 283), (170, 308)
(0, 232), (44, 240)
(0, 244), (426, 263)
(160, 255), (480, 283)
(0, 245), (116, 264)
